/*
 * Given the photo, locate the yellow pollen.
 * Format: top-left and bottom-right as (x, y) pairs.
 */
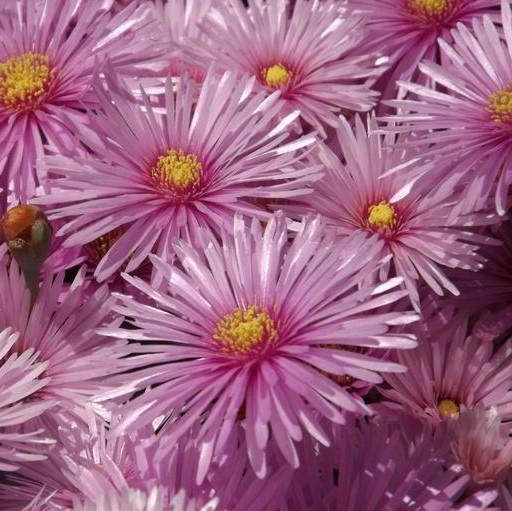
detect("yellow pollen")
(262, 63), (293, 88)
(367, 201), (397, 229)
(488, 85), (512, 123)
(408, 0), (452, 16)
(151, 149), (202, 192)
(0, 52), (53, 111)
(438, 399), (460, 420)
(213, 305), (278, 355)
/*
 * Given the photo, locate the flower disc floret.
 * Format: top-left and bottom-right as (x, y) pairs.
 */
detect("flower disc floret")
(213, 305), (278, 355)
(438, 398), (460, 420)
(408, 0), (453, 18)
(151, 149), (203, 197)
(367, 200), (397, 230)
(488, 85), (512, 124)
(261, 63), (293, 88)
(0, 52), (54, 112)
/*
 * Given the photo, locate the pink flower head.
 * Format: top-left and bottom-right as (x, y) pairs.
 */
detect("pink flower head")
(378, 303), (512, 425)
(280, 115), (494, 309)
(105, 213), (418, 479)
(0, 0), (164, 203)
(450, 405), (512, 485)
(446, 219), (512, 314)
(286, 417), (497, 511)
(345, 0), (499, 102)
(0, 261), (130, 428)
(72, 488), (170, 511)
(185, 0), (385, 133)
(1, 415), (289, 511)
(152, 0), (218, 81)
(382, 0), (512, 215)
(0, 413), (204, 510)
(72, 489), (223, 511)
(38, 69), (321, 283)
(0, 327), (54, 472)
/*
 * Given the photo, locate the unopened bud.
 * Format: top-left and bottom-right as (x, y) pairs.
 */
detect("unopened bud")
(1, 205), (53, 303)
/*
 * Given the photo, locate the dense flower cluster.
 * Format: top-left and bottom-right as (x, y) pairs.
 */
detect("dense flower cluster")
(0, 0), (511, 509)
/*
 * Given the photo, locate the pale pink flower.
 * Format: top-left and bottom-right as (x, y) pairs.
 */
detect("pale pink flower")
(0, 327), (54, 472)
(450, 405), (512, 485)
(0, 0), (163, 202)
(104, 213), (418, 478)
(185, 0), (385, 133)
(382, 0), (512, 214)
(378, 302), (512, 425)
(37, 69), (320, 282)
(279, 115), (495, 308)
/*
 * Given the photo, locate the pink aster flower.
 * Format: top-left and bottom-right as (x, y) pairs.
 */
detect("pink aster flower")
(1, 415), (288, 511)
(105, 213), (418, 478)
(0, 327), (54, 472)
(37, 69), (321, 282)
(382, 0), (512, 214)
(279, 115), (495, 308)
(445, 219), (512, 313)
(185, 0), (385, 133)
(378, 302), (512, 425)
(0, 0), (163, 202)
(151, 0), (217, 81)
(71, 489), (218, 511)
(286, 417), (498, 511)
(0, 260), (131, 430)
(345, 0), (499, 103)
(0, 413), (201, 510)
(450, 405), (512, 485)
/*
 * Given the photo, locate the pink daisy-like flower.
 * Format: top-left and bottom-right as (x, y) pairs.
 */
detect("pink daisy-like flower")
(377, 302), (512, 425)
(105, 213), (418, 478)
(185, 0), (385, 133)
(152, 0), (217, 82)
(345, 0), (499, 102)
(71, 489), (219, 511)
(450, 405), (512, 485)
(1, 414), (289, 511)
(446, 219), (512, 313)
(0, 412), (202, 510)
(0, 261), (130, 429)
(0, 0), (163, 202)
(279, 115), (494, 308)
(285, 417), (497, 511)
(37, 69), (321, 282)
(382, 0), (512, 214)
(0, 327), (54, 472)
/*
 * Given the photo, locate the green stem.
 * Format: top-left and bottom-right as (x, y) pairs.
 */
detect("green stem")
(22, 267), (41, 307)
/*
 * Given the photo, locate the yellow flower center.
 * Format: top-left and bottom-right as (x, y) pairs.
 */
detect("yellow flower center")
(367, 201), (397, 229)
(262, 63), (293, 88)
(0, 52), (54, 111)
(488, 85), (512, 124)
(438, 399), (460, 420)
(151, 149), (202, 196)
(213, 305), (278, 355)
(408, 0), (453, 16)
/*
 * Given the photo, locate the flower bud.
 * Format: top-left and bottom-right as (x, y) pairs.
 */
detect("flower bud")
(1, 205), (53, 303)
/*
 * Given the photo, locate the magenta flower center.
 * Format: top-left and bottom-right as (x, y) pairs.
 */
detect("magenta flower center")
(438, 398), (460, 420)
(150, 149), (203, 199)
(488, 85), (512, 124)
(261, 63), (293, 88)
(213, 305), (278, 355)
(0, 52), (54, 112)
